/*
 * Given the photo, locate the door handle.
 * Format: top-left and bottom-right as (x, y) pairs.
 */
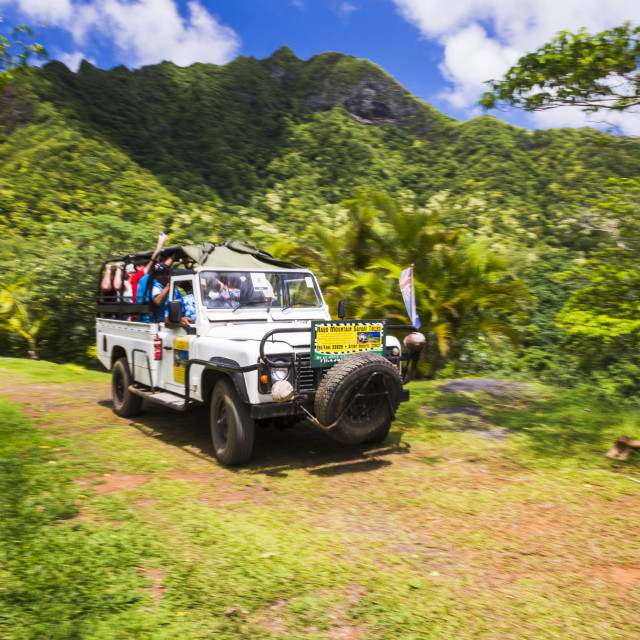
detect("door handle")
(163, 346), (172, 351)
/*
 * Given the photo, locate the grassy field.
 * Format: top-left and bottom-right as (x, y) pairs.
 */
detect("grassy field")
(1, 356), (639, 640)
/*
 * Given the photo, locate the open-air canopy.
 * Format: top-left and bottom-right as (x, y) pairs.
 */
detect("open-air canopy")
(116, 240), (300, 271)
(180, 241), (299, 270)
(98, 241), (304, 319)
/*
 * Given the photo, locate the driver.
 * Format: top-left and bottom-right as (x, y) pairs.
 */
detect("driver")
(208, 274), (241, 308)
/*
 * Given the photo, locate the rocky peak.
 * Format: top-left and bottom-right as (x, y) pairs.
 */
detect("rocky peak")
(304, 75), (421, 127)
(262, 46), (302, 86)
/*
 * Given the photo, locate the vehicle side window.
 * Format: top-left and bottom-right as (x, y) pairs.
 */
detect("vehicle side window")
(174, 280), (196, 322)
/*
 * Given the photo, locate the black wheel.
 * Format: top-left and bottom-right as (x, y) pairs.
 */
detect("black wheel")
(314, 353), (403, 445)
(210, 378), (255, 465)
(112, 357), (143, 418)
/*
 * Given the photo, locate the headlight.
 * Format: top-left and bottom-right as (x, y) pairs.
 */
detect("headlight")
(270, 360), (291, 382)
(271, 367), (289, 381)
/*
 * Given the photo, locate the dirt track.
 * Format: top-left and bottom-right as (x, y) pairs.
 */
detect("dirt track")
(2, 370), (640, 638)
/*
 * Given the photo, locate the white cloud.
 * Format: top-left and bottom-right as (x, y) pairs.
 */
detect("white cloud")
(96, 0), (240, 67)
(1, 0), (241, 67)
(529, 107), (640, 136)
(392, 0), (640, 134)
(338, 2), (358, 19)
(7, 0), (73, 22)
(437, 24), (519, 109)
(57, 50), (92, 71)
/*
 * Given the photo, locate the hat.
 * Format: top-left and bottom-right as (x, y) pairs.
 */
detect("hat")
(125, 264), (137, 274)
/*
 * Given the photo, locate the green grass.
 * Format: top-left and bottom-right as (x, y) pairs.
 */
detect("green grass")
(0, 397), (170, 639)
(1, 360), (640, 639)
(0, 356), (109, 384)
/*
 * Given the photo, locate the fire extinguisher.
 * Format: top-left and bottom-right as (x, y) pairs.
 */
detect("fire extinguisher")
(153, 335), (162, 360)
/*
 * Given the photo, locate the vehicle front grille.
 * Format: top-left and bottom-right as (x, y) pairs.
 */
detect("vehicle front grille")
(295, 354), (318, 394)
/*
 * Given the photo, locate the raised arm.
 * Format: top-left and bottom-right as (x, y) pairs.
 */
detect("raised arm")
(143, 231), (168, 275)
(101, 263), (113, 291)
(113, 265), (123, 292)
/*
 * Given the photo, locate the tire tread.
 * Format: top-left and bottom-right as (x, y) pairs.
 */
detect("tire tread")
(315, 353), (402, 443)
(210, 378), (254, 465)
(112, 357), (143, 418)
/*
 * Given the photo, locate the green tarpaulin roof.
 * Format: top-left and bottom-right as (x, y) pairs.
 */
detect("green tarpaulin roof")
(121, 241), (300, 270)
(180, 241), (300, 269)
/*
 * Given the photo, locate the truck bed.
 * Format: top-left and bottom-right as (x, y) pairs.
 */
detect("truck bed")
(96, 318), (158, 387)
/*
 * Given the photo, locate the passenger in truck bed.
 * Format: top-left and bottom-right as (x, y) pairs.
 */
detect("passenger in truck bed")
(135, 231), (170, 303)
(100, 262), (121, 303)
(151, 263), (176, 322)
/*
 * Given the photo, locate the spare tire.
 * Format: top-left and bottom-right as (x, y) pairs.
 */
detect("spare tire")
(314, 352), (403, 444)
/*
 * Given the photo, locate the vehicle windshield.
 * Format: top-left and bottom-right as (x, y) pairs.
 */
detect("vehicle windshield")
(199, 271), (322, 310)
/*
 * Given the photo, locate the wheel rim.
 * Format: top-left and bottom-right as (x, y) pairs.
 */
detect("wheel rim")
(114, 367), (125, 404)
(345, 378), (386, 426)
(214, 400), (229, 448)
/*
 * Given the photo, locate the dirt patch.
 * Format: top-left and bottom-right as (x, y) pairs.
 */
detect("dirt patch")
(252, 598), (288, 635)
(422, 405), (510, 440)
(168, 471), (218, 485)
(217, 484), (272, 505)
(464, 425), (509, 440)
(423, 406), (490, 421)
(505, 514), (558, 539)
(252, 586), (367, 639)
(592, 565), (640, 586)
(143, 568), (166, 603)
(388, 540), (444, 557)
(438, 378), (533, 396)
(133, 498), (158, 509)
(76, 473), (152, 495)
(442, 406), (490, 421)
(326, 628), (364, 640)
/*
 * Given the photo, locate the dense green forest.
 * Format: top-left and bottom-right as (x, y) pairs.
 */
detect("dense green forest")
(1, 47), (639, 396)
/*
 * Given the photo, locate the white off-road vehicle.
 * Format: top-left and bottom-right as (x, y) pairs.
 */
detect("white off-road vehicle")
(96, 241), (420, 465)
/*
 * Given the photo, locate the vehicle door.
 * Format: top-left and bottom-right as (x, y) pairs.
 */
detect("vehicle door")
(158, 275), (197, 396)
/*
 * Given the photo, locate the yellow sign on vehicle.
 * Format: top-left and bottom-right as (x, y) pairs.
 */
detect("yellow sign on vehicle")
(311, 321), (386, 367)
(173, 336), (191, 383)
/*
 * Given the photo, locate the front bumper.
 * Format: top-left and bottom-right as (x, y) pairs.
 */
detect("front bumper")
(250, 401), (309, 420)
(250, 387), (410, 420)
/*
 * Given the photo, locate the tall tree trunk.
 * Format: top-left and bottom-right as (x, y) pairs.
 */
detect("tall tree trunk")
(27, 336), (38, 360)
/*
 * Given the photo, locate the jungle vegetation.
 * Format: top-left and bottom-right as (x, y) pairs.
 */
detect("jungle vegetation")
(0, 38), (639, 395)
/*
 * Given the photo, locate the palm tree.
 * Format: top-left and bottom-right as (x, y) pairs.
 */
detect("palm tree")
(271, 192), (531, 375)
(269, 204), (379, 312)
(0, 282), (48, 360)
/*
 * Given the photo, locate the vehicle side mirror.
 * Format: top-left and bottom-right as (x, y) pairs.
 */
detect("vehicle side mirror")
(168, 300), (182, 324)
(337, 299), (346, 319)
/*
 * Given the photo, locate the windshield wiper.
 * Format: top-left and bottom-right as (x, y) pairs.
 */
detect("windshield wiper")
(232, 300), (272, 313)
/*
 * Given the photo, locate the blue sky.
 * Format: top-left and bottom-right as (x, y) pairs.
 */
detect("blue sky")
(1, 0), (639, 134)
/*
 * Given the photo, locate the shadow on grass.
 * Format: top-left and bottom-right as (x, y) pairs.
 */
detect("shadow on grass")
(99, 398), (410, 476)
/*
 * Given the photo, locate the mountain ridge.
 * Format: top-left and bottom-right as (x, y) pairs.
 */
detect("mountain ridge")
(2, 48), (640, 373)
(1, 46), (639, 239)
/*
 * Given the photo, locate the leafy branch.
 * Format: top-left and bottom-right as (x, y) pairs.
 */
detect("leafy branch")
(480, 22), (640, 113)
(0, 19), (47, 90)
